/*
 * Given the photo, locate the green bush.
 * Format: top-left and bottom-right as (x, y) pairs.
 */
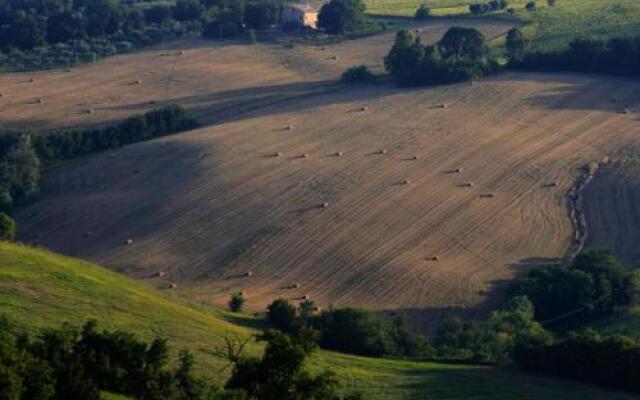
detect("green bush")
(228, 292), (245, 312)
(414, 4), (431, 19)
(340, 65), (376, 84)
(0, 212), (16, 241)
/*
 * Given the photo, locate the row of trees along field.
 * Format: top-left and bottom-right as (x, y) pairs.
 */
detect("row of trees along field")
(381, 25), (640, 88)
(0, 316), (363, 400)
(255, 248), (640, 393)
(0, 105), (197, 213)
(0, 0), (369, 69)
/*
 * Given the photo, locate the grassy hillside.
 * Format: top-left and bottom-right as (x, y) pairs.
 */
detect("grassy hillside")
(365, 0), (640, 50)
(1, 242), (639, 400)
(0, 242), (256, 373)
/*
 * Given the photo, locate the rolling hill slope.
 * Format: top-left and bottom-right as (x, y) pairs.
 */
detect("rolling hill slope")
(15, 71), (640, 332)
(1, 242), (638, 400)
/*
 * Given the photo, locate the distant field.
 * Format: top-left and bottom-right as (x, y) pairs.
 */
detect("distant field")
(365, 0), (640, 50)
(1, 242), (638, 400)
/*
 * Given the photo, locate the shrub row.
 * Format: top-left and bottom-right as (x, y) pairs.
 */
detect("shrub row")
(0, 105), (197, 212)
(469, 0), (508, 15)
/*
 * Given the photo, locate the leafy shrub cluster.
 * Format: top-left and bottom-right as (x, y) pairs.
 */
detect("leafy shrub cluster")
(508, 249), (640, 330)
(0, 105), (197, 212)
(0, 318), (216, 400)
(435, 296), (551, 364)
(227, 329), (362, 400)
(515, 330), (640, 393)
(266, 299), (433, 358)
(340, 65), (376, 84)
(384, 28), (499, 86)
(469, 0), (508, 15)
(0, 316), (362, 400)
(509, 34), (640, 77)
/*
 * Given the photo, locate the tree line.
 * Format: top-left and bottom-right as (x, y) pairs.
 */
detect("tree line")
(0, 105), (197, 213)
(1, 0), (371, 70)
(507, 30), (640, 77)
(255, 248), (640, 394)
(383, 25), (640, 88)
(0, 316), (363, 400)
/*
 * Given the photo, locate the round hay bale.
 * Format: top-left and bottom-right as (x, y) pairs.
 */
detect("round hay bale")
(439, 103), (448, 108)
(178, 50), (185, 55)
(454, 168), (462, 173)
(274, 152), (282, 157)
(360, 106), (368, 112)
(429, 256), (440, 261)
(285, 125), (293, 130)
(548, 182), (558, 187)
(379, 149), (387, 155)
(134, 79), (142, 85)
(321, 202), (329, 209)
(36, 97), (44, 104)
(124, 238), (133, 245)
(168, 283), (177, 289)
(86, 108), (94, 114)
(412, 155), (419, 160)
(156, 271), (165, 277)
(302, 153), (309, 158)
(402, 179), (410, 185)
(239, 291), (246, 296)
(293, 283), (301, 289)
(336, 151), (343, 157)
(245, 271), (253, 277)
(301, 294), (309, 300)
(462, 182), (474, 187)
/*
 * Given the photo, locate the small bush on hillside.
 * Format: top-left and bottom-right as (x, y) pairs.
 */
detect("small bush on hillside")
(525, 1), (537, 11)
(0, 213), (16, 241)
(341, 65), (376, 84)
(414, 4), (431, 20)
(228, 292), (245, 312)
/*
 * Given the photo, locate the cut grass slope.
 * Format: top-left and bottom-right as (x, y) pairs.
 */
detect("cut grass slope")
(0, 242), (638, 400)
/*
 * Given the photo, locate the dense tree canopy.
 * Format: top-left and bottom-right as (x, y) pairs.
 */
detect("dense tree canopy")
(317, 0), (366, 34)
(508, 248), (639, 329)
(385, 28), (498, 86)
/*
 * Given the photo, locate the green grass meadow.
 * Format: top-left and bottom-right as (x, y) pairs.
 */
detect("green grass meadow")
(1, 242), (639, 399)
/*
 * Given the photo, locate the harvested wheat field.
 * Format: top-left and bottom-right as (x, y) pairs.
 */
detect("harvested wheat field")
(0, 18), (514, 131)
(583, 160), (640, 266)
(15, 70), (640, 331)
